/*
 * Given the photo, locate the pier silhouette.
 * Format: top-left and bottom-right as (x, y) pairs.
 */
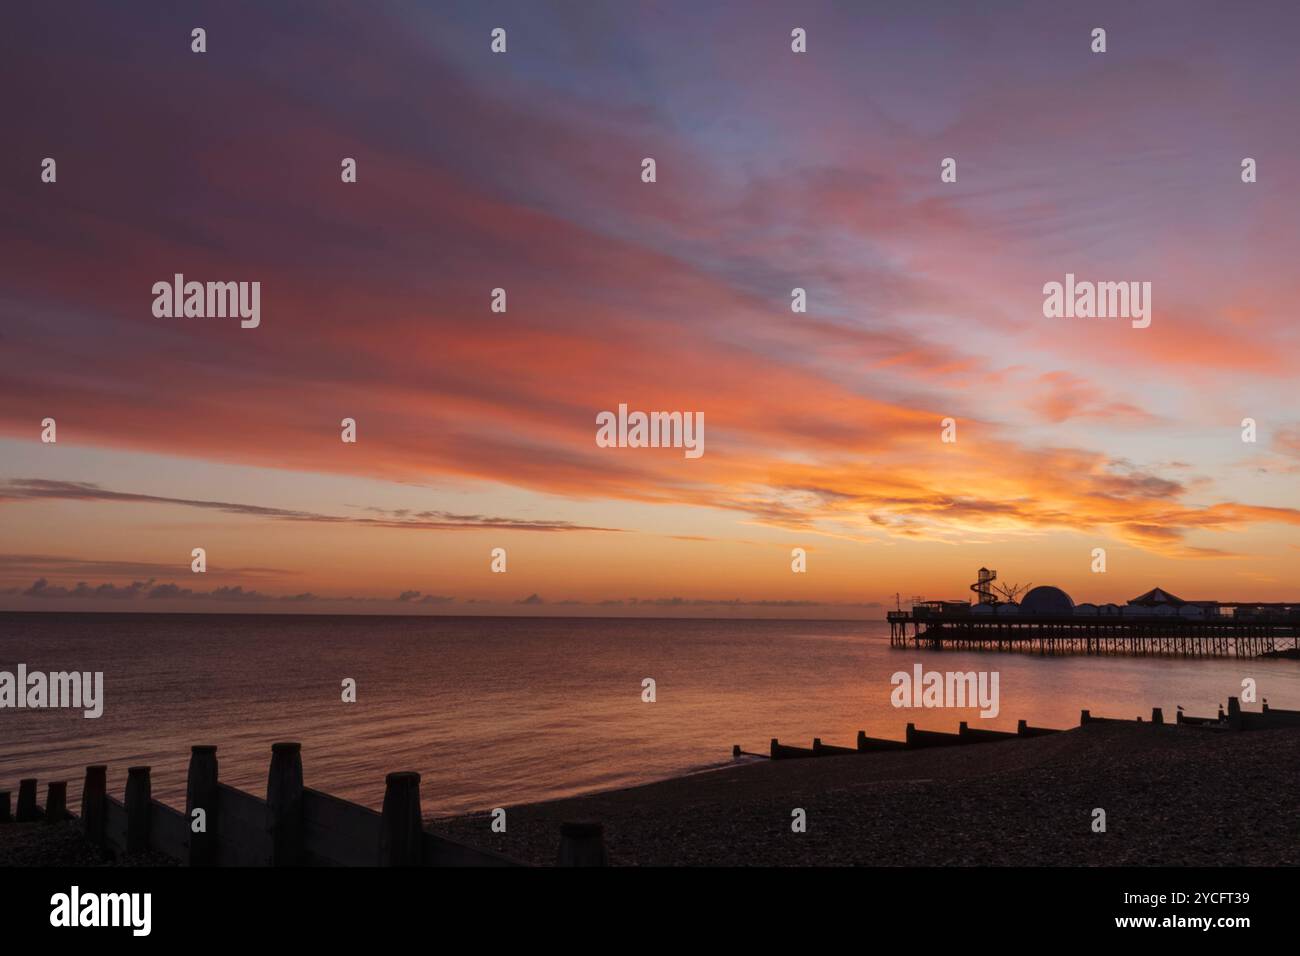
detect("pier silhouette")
(889, 572), (1300, 657)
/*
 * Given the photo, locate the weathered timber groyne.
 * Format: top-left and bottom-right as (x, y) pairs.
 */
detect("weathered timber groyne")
(0, 742), (610, 867)
(758, 696), (1299, 760)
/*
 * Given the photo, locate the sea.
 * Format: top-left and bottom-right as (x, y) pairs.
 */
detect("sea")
(3, 612), (1297, 817)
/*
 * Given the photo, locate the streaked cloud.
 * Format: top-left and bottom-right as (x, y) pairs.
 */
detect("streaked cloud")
(1, 1), (1298, 609)
(0, 479), (623, 533)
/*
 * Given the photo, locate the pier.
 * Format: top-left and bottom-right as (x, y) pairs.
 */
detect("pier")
(887, 572), (1300, 658)
(888, 611), (1299, 657)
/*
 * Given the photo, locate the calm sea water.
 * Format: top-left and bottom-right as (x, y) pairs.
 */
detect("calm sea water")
(3, 612), (1298, 816)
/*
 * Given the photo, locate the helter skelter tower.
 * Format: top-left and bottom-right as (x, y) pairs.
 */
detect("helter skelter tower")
(971, 567), (997, 605)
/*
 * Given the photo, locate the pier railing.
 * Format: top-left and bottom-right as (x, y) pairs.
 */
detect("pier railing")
(0, 743), (610, 867)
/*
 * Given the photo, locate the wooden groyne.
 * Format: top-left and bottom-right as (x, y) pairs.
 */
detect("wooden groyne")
(0, 742), (609, 867)
(1168, 697), (1300, 731)
(756, 696), (1299, 760)
(764, 714), (1061, 759)
(957, 721), (1018, 743)
(857, 730), (908, 752)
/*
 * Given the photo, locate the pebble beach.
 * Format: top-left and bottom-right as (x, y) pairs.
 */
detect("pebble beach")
(433, 722), (1300, 866)
(4, 722), (1296, 867)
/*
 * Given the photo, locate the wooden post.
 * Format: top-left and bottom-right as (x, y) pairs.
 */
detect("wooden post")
(1151, 707), (1164, 725)
(266, 742), (303, 866)
(125, 766), (152, 854)
(0, 791), (11, 823)
(1017, 719), (1027, 736)
(16, 778), (39, 822)
(81, 766), (107, 845)
(557, 821), (608, 867)
(379, 771), (423, 866)
(1080, 709), (1091, 726)
(186, 745), (219, 866)
(905, 722), (917, 745)
(1227, 697), (1242, 730)
(769, 737), (779, 758)
(731, 744), (741, 757)
(44, 782), (67, 823)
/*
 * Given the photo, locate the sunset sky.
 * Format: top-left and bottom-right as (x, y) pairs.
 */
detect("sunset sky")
(2, 0), (1299, 616)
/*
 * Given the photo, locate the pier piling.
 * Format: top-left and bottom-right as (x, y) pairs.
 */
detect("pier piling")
(888, 601), (1298, 659)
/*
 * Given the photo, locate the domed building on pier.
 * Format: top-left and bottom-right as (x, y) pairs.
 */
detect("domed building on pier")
(1019, 585), (1075, 616)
